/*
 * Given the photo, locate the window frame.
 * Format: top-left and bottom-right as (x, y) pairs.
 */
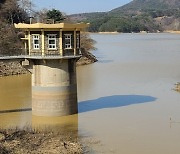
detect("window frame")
(47, 34), (57, 50)
(32, 34), (40, 50)
(64, 34), (72, 49)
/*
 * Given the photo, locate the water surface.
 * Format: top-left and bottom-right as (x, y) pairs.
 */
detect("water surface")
(1, 33), (180, 153)
(77, 33), (180, 154)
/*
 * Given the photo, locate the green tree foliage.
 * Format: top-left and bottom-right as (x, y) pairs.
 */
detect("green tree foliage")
(86, 14), (159, 33)
(74, 0), (180, 32)
(46, 9), (65, 22)
(84, 10), (170, 33)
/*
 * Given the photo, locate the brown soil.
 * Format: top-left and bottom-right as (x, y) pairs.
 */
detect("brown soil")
(0, 129), (83, 154)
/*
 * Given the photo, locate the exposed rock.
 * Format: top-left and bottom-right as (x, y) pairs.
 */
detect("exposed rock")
(174, 82), (180, 91)
(0, 60), (29, 77)
(0, 133), (5, 141)
(77, 51), (98, 66)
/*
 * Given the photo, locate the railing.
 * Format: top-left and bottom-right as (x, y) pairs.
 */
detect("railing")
(0, 48), (82, 59)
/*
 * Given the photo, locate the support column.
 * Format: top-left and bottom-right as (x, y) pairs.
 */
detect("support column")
(31, 59), (78, 117)
(59, 29), (63, 56)
(28, 30), (31, 55)
(41, 29), (45, 56)
(74, 29), (77, 56)
(25, 35), (27, 55)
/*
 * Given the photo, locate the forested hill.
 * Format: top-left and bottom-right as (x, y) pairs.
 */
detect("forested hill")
(111, 0), (180, 12)
(70, 0), (180, 33)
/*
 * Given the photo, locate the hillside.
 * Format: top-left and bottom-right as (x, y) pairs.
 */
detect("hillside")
(111, 0), (180, 13)
(70, 0), (180, 32)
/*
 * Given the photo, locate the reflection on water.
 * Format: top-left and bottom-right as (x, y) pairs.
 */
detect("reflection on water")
(0, 108), (31, 114)
(0, 112), (32, 129)
(0, 74), (31, 111)
(32, 114), (78, 133)
(0, 74), (78, 134)
(97, 59), (114, 64)
(0, 74), (32, 129)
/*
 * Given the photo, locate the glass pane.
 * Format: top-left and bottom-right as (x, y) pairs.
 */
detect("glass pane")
(33, 35), (39, 39)
(49, 40), (55, 44)
(65, 35), (71, 39)
(49, 35), (56, 39)
(34, 40), (39, 44)
(65, 39), (70, 44)
(34, 45), (39, 49)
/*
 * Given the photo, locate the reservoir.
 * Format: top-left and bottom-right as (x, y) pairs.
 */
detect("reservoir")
(1, 33), (180, 153)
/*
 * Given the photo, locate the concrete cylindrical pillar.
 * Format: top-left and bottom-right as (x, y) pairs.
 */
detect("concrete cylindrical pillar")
(31, 59), (77, 116)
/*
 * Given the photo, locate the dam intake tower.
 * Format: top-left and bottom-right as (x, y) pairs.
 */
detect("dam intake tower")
(15, 22), (88, 116)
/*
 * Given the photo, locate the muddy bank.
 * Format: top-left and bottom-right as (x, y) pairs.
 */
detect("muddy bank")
(174, 82), (180, 92)
(165, 31), (180, 34)
(0, 129), (83, 154)
(0, 60), (28, 77)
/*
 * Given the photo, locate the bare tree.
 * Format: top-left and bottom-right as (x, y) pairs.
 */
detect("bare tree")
(33, 8), (48, 23)
(18, 0), (33, 15)
(80, 32), (96, 52)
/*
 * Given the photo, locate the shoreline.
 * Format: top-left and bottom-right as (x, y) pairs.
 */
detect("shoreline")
(0, 129), (83, 154)
(165, 30), (180, 34)
(97, 32), (119, 34)
(90, 30), (180, 34)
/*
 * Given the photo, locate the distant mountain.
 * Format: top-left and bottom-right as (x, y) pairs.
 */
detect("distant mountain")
(69, 12), (107, 23)
(69, 0), (180, 32)
(111, 0), (180, 13)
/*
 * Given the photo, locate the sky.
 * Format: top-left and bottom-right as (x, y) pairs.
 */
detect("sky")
(32, 0), (132, 15)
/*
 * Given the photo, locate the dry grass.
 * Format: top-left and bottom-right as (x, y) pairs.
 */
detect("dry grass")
(0, 129), (83, 154)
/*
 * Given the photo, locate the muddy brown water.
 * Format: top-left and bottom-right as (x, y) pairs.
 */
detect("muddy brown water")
(1, 33), (180, 153)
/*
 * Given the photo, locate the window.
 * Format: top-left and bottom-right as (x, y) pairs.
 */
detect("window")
(48, 34), (57, 49)
(76, 34), (80, 49)
(64, 34), (72, 49)
(33, 35), (39, 49)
